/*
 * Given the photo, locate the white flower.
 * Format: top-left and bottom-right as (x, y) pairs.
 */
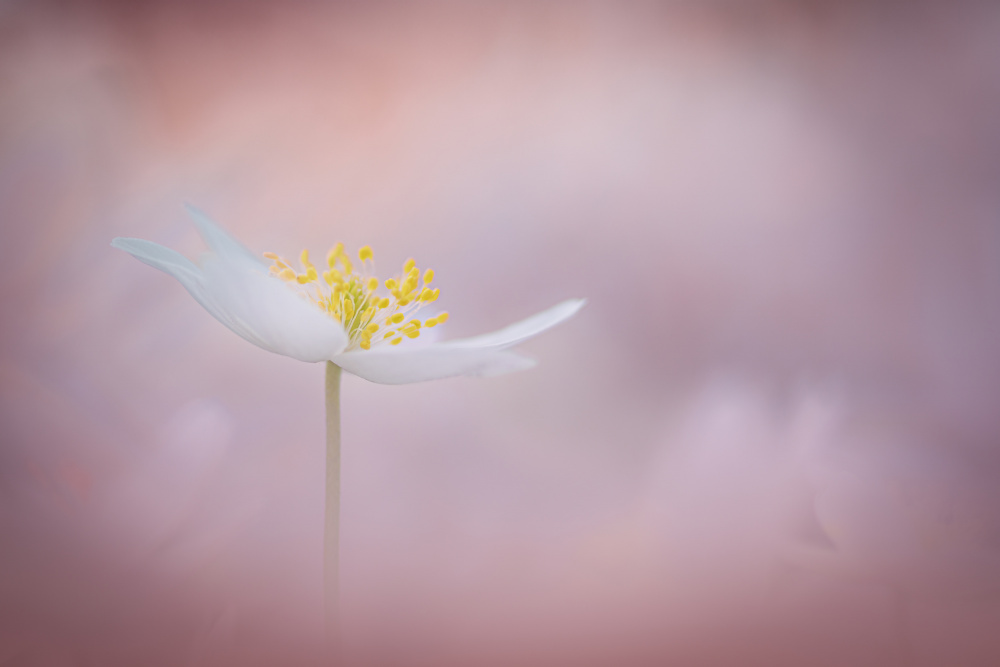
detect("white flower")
(112, 207), (584, 384)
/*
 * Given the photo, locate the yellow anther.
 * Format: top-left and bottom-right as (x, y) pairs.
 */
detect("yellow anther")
(403, 258), (415, 274)
(300, 249), (316, 270)
(407, 268), (420, 282)
(388, 313), (404, 324)
(306, 267), (318, 281)
(423, 269), (434, 284)
(327, 243), (344, 268)
(397, 298), (411, 307)
(378, 297), (390, 308)
(343, 298), (355, 320)
(360, 338), (371, 350)
(405, 330), (420, 339)
(385, 278), (398, 290)
(367, 277), (378, 292)
(384, 330), (397, 339)
(359, 245), (373, 262)
(296, 274), (311, 284)
(263, 252), (280, 261)
(278, 268), (296, 281)
(419, 287), (434, 301)
(322, 271), (334, 286)
(427, 288), (440, 302)
(390, 337), (403, 346)
(364, 323), (379, 335)
(340, 256), (353, 274)
(437, 312), (449, 323)
(401, 278), (418, 295)
(425, 317), (438, 327)
(361, 307), (375, 321)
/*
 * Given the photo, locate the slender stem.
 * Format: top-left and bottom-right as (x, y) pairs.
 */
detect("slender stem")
(324, 361), (342, 647)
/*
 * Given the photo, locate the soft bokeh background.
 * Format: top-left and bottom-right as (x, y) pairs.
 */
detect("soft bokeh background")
(2, 1), (1000, 665)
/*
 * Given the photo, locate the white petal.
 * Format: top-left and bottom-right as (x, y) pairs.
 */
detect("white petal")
(113, 237), (349, 362)
(331, 347), (537, 384)
(111, 237), (200, 283)
(113, 237), (272, 349)
(184, 204), (266, 268)
(331, 299), (583, 384)
(446, 298), (586, 349)
(198, 256), (349, 362)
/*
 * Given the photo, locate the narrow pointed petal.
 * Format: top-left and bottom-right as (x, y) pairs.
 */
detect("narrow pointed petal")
(331, 347), (536, 385)
(111, 237), (200, 283)
(184, 204), (265, 267)
(447, 298), (586, 350)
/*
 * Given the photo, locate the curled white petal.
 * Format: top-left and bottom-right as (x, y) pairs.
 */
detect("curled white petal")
(446, 298), (586, 349)
(331, 346), (536, 384)
(111, 237), (270, 350)
(197, 254), (349, 362)
(112, 222), (349, 362)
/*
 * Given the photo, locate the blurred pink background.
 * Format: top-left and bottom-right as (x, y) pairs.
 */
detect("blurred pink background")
(2, 1), (1000, 665)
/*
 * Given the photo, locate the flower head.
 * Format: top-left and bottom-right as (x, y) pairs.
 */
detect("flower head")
(112, 206), (584, 384)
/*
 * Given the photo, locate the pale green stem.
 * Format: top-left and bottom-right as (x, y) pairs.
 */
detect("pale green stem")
(324, 361), (342, 647)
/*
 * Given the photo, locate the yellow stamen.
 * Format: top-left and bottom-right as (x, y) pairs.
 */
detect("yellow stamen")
(264, 243), (452, 352)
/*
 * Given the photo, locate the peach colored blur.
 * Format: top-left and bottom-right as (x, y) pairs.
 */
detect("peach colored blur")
(2, 1), (1000, 666)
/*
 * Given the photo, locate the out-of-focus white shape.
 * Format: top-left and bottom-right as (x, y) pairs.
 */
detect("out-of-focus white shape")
(158, 398), (234, 472)
(113, 208), (584, 383)
(94, 398), (271, 577)
(789, 431), (1000, 602)
(642, 380), (822, 602)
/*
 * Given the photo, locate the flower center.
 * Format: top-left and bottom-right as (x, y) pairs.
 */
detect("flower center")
(263, 244), (448, 351)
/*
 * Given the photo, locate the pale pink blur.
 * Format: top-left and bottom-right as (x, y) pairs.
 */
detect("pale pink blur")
(2, 1), (1000, 665)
